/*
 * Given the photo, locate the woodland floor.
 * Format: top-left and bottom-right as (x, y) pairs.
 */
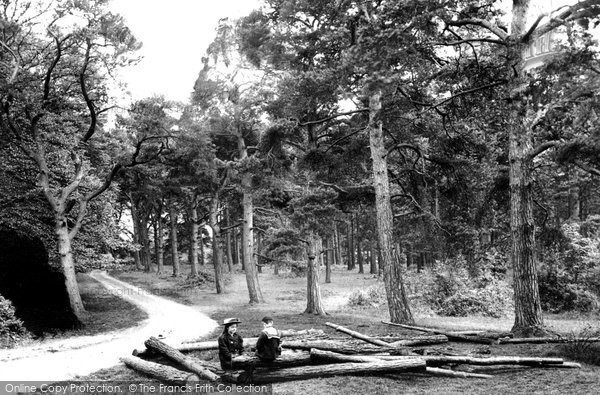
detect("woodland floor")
(67, 264), (600, 395)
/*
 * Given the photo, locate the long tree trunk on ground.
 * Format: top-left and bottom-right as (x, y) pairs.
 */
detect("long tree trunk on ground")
(169, 199), (180, 277)
(508, 0), (544, 336)
(188, 204), (199, 277)
(238, 133), (263, 303)
(304, 235), (326, 315)
(56, 217), (85, 321)
(225, 207), (234, 272)
(368, 90), (414, 324)
(209, 198), (224, 294)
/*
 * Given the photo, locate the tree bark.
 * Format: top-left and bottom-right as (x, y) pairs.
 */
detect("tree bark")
(209, 198), (224, 294)
(199, 225), (205, 266)
(144, 336), (219, 381)
(370, 241), (377, 274)
(325, 237), (332, 283)
(368, 90), (413, 324)
(334, 223), (342, 266)
(225, 207), (234, 272)
(120, 356), (200, 385)
(169, 199), (180, 277)
(508, 0), (545, 337)
(347, 217), (355, 270)
(130, 201), (142, 270)
(188, 204), (199, 277)
(56, 218), (86, 321)
(357, 234), (364, 274)
(241, 172), (263, 303)
(154, 205), (164, 274)
(304, 235), (327, 315)
(381, 322), (494, 344)
(139, 212), (151, 272)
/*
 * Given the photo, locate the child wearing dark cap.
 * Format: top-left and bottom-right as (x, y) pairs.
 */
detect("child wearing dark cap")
(255, 316), (281, 363)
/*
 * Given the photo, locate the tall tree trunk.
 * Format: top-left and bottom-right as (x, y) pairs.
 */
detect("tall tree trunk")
(225, 207), (234, 272)
(334, 223), (342, 266)
(368, 90), (413, 324)
(56, 216), (85, 321)
(169, 199), (180, 277)
(238, 228), (245, 271)
(357, 228), (364, 274)
(256, 232), (263, 273)
(568, 184), (580, 221)
(130, 201), (142, 270)
(508, 0), (544, 336)
(304, 235), (326, 315)
(347, 217), (355, 270)
(199, 226), (205, 266)
(189, 204), (199, 277)
(154, 211), (164, 275)
(370, 241), (377, 274)
(238, 131), (263, 303)
(406, 243), (413, 268)
(139, 212), (151, 272)
(325, 237), (332, 283)
(210, 198), (224, 294)
(231, 219), (239, 266)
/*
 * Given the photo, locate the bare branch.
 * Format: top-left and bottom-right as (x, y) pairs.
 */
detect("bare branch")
(573, 159), (600, 177)
(528, 141), (559, 159)
(446, 18), (508, 40)
(298, 109), (369, 127)
(80, 39), (97, 143)
(434, 37), (506, 46)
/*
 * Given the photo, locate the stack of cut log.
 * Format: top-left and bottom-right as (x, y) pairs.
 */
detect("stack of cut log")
(121, 323), (583, 386)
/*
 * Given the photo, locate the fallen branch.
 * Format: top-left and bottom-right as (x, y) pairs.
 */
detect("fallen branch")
(309, 349), (491, 379)
(423, 355), (564, 367)
(230, 350), (312, 369)
(498, 337), (600, 344)
(382, 322), (494, 344)
(144, 336), (219, 381)
(325, 322), (395, 347)
(283, 339), (411, 355)
(120, 356), (200, 385)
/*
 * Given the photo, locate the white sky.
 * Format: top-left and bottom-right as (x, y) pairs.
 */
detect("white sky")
(110, 0), (262, 103)
(109, 0), (578, 104)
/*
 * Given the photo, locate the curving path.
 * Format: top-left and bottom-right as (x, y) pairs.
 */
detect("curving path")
(0, 270), (218, 381)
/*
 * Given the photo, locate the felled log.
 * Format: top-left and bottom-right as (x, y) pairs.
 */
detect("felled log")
(309, 349), (490, 379)
(230, 350), (312, 369)
(283, 339), (411, 355)
(178, 338), (258, 353)
(144, 336), (219, 381)
(423, 355), (565, 367)
(223, 358), (426, 384)
(498, 337), (600, 344)
(325, 322), (394, 347)
(120, 356), (200, 385)
(369, 335), (449, 344)
(382, 322), (493, 344)
(424, 367), (492, 379)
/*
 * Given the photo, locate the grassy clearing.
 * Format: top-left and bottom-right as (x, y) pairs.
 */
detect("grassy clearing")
(103, 265), (600, 394)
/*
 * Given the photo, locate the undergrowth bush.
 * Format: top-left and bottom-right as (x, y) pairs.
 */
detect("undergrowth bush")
(539, 219), (600, 313)
(556, 325), (600, 366)
(423, 261), (513, 318)
(0, 294), (29, 348)
(348, 283), (385, 307)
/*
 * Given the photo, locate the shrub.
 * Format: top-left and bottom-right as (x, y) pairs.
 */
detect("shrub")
(556, 325), (600, 366)
(0, 294), (29, 348)
(423, 265), (513, 318)
(348, 284), (385, 307)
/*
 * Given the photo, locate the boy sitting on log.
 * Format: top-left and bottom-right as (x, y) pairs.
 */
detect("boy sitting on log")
(255, 316), (282, 365)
